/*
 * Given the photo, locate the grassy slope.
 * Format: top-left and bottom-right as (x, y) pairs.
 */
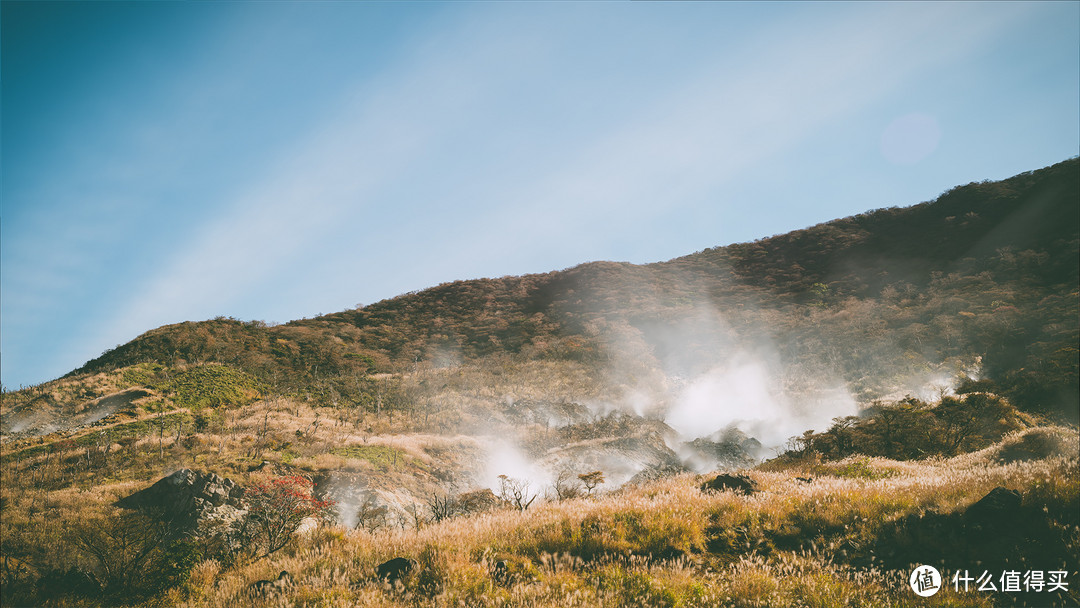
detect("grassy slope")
(162, 428), (1078, 608)
(2, 359), (1077, 607)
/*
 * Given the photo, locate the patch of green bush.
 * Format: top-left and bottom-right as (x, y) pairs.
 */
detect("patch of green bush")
(167, 365), (265, 410)
(119, 363), (167, 389)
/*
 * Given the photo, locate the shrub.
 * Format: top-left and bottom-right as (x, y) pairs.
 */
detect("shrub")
(167, 365), (265, 410)
(239, 476), (335, 559)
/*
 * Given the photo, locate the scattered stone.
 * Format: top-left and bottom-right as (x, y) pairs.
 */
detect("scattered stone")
(699, 473), (758, 495)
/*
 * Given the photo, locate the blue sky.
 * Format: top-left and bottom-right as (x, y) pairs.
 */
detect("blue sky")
(2, 1), (1078, 389)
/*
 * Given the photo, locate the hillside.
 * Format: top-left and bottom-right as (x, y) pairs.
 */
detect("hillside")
(15, 156), (1076, 422)
(0, 159), (1077, 607)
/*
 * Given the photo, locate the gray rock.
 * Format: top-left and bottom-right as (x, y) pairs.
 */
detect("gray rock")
(116, 468), (247, 536)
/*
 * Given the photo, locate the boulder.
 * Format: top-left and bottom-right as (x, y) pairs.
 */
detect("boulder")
(458, 489), (501, 514)
(699, 473), (758, 495)
(377, 557), (417, 584)
(964, 486), (1022, 532)
(116, 469), (246, 534)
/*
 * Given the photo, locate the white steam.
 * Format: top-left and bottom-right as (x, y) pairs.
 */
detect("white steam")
(481, 439), (552, 493)
(665, 354), (857, 448)
(596, 295), (860, 456)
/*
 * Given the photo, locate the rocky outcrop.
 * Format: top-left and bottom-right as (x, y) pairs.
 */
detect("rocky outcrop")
(681, 426), (763, 472)
(116, 469), (246, 535)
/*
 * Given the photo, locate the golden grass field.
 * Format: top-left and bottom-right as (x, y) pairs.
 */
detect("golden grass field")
(55, 428), (1073, 608)
(2, 364), (1077, 608)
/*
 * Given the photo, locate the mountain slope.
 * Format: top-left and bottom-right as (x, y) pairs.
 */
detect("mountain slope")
(2, 159), (1077, 608)
(51, 158), (1077, 420)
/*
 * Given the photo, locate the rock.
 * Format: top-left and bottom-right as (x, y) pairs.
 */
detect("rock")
(964, 487), (1022, 531)
(116, 469), (246, 535)
(699, 473), (758, 495)
(377, 557), (417, 584)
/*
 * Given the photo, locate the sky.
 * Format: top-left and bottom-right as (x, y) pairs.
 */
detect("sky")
(2, 1), (1078, 390)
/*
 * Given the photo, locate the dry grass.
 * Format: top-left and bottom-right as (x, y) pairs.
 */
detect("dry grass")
(4, 371), (1077, 608)
(155, 427), (1078, 608)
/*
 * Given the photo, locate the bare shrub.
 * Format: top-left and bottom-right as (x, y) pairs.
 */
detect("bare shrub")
(497, 475), (537, 511)
(551, 469), (582, 501)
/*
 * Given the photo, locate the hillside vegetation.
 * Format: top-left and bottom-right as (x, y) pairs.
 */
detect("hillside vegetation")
(1, 158), (1077, 607)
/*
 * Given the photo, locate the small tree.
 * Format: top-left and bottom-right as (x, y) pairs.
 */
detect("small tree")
(241, 476), (334, 559)
(427, 492), (461, 523)
(66, 508), (201, 599)
(355, 500), (389, 533)
(70, 509), (167, 594)
(578, 471), (605, 496)
(497, 475), (537, 511)
(551, 469), (582, 501)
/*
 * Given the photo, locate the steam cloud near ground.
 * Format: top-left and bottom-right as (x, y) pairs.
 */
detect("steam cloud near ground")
(608, 302), (858, 453)
(470, 300), (865, 498)
(333, 285), (976, 522)
(664, 354), (858, 451)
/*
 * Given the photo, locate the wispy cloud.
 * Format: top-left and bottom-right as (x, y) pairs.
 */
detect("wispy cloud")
(1, 0), (1065, 387)
(88, 1), (1034, 364)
